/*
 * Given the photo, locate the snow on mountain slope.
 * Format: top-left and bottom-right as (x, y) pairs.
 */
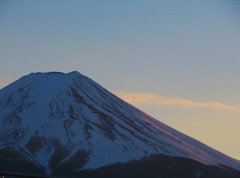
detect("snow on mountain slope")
(0, 71), (239, 175)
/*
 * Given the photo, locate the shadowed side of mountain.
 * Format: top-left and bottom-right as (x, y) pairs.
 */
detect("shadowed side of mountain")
(55, 155), (240, 178)
(1, 154), (240, 178)
(2, 148), (239, 178)
(0, 147), (45, 176)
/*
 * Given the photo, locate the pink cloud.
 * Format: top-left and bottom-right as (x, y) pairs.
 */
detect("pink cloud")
(113, 91), (239, 111)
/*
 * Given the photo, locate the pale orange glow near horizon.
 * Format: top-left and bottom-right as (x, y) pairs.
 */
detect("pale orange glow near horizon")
(113, 90), (240, 161)
(0, 77), (14, 89)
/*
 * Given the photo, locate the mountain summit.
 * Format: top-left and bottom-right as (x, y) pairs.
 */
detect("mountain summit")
(0, 71), (239, 178)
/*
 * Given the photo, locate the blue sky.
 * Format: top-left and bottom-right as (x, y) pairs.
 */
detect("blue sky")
(0, 0), (240, 160)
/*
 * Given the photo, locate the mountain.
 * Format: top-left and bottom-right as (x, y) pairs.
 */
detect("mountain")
(0, 71), (239, 178)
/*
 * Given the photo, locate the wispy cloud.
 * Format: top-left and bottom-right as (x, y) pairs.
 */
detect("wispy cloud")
(113, 91), (240, 111)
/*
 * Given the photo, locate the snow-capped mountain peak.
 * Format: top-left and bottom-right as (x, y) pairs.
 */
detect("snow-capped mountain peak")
(0, 71), (239, 176)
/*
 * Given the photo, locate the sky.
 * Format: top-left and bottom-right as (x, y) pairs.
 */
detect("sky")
(0, 0), (240, 160)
